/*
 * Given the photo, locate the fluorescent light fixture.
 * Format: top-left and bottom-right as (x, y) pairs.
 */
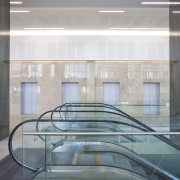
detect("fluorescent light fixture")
(109, 27), (168, 30)
(132, 28), (154, 30)
(109, 28), (129, 30)
(10, 1), (23, 4)
(24, 27), (64, 30)
(172, 11), (180, 13)
(109, 27), (150, 30)
(98, 10), (125, 13)
(141, 2), (180, 5)
(10, 30), (169, 36)
(10, 10), (30, 13)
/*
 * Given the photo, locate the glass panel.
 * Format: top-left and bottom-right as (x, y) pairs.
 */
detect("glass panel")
(7, 104), (179, 179)
(11, 117), (179, 179)
(8, 0), (175, 179)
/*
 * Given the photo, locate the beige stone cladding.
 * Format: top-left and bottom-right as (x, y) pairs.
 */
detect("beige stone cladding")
(10, 60), (169, 132)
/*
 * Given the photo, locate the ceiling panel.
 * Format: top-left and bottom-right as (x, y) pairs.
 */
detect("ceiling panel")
(10, 0), (169, 30)
(11, 0), (145, 8)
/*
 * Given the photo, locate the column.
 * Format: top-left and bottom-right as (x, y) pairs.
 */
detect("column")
(170, 3), (180, 141)
(0, 0), (10, 139)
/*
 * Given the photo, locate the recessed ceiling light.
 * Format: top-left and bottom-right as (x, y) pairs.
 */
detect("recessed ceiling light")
(98, 10), (125, 13)
(24, 28), (65, 30)
(10, 10), (30, 13)
(10, 1), (23, 4)
(141, 1), (180, 5)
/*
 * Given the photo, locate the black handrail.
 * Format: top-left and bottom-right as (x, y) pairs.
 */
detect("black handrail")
(38, 104), (152, 144)
(49, 103), (180, 151)
(53, 102), (128, 120)
(53, 102), (161, 132)
(37, 112), (148, 144)
(51, 102), (150, 133)
(51, 103), (128, 123)
(8, 119), (39, 172)
(9, 119), (142, 173)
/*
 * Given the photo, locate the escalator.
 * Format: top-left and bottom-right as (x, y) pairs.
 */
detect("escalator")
(34, 141), (167, 180)
(8, 103), (180, 179)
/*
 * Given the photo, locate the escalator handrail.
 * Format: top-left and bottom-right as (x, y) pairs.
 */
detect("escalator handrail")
(35, 102), (180, 152)
(50, 108), (180, 151)
(39, 103), (159, 145)
(53, 102), (128, 120)
(51, 103), (160, 144)
(8, 119), (39, 172)
(37, 110), (149, 144)
(52, 103), (130, 124)
(52, 103), (151, 132)
(43, 119), (150, 143)
(9, 118), (140, 173)
(53, 102), (160, 133)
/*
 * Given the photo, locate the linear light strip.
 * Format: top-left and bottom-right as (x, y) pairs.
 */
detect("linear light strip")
(10, 10), (30, 13)
(10, 1), (23, 4)
(98, 10), (125, 13)
(24, 28), (65, 30)
(10, 30), (169, 36)
(109, 27), (168, 30)
(141, 2), (180, 5)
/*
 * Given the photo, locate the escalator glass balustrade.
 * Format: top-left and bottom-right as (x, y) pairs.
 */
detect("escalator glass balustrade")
(8, 103), (180, 180)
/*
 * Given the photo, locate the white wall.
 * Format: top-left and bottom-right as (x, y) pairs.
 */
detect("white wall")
(10, 35), (169, 61)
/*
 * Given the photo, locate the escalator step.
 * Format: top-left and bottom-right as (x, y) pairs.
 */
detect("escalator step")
(76, 154), (97, 165)
(149, 175), (160, 180)
(114, 159), (132, 170)
(52, 152), (74, 165)
(73, 153), (114, 166)
(133, 166), (147, 177)
(98, 155), (113, 166)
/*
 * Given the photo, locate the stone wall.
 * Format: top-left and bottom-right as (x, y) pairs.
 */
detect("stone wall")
(10, 60), (169, 131)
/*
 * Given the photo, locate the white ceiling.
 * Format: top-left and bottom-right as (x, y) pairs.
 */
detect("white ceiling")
(10, 0), (169, 30)
(10, 0), (170, 8)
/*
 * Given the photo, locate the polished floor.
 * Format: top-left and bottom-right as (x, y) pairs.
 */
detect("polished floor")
(0, 138), (9, 160)
(0, 138), (32, 180)
(0, 153), (32, 180)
